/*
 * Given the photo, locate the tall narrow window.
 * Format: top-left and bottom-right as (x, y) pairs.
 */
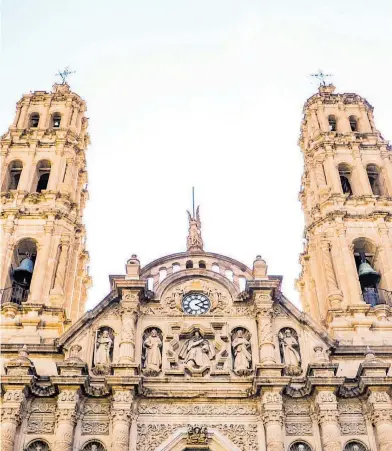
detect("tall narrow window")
(5, 160), (23, 191)
(35, 160), (51, 193)
(367, 164), (382, 195)
(211, 263), (220, 273)
(238, 276), (247, 292)
(147, 277), (154, 291)
(349, 115), (358, 131)
(29, 113), (40, 128)
(338, 164), (353, 195)
(159, 267), (167, 282)
(225, 269), (234, 282)
(172, 263), (181, 273)
(328, 115), (337, 132)
(52, 112), (61, 128)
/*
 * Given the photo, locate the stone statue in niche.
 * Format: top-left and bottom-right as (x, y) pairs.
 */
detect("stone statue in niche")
(179, 330), (215, 368)
(231, 328), (252, 376)
(279, 328), (302, 376)
(92, 327), (114, 376)
(142, 328), (162, 376)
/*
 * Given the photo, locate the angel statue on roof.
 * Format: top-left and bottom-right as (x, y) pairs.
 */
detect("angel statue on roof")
(187, 206), (203, 252)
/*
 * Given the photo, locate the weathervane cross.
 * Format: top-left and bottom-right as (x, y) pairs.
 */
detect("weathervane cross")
(310, 69), (332, 86)
(55, 66), (75, 84)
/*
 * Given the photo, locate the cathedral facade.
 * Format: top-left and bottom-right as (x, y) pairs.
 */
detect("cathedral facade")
(1, 81), (392, 451)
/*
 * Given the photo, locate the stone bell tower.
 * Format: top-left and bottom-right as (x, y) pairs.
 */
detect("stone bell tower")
(0, 81), (91, 342)
(297, 82), (392, 342)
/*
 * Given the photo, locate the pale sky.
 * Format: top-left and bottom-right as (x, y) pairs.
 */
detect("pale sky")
(1, 0), (391, 310)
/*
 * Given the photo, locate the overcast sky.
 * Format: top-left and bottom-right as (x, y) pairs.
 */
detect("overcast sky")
(1, 0), (391, 310)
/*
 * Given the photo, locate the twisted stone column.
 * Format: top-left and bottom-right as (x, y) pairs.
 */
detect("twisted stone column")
(368, 391), (392, 451)
(53, 390), (79, 451)
(261, 391), (284, 451)
(315, 391), (341, 451)
(1, 389), (26, 451)
(111, 389), (134, 451)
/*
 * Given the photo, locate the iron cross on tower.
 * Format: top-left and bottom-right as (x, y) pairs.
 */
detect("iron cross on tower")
(310, 69), (332, 86)
(55, 66), (75, 84)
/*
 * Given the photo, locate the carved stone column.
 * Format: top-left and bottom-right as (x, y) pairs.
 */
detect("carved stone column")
(261, 391), (284, 451)
(53, 389), (79, 451)
(30, 222), (54, 303)
(50, 238), (70, 304)
(336, 225), (363, 304)
(315, 390), (341, 451)
(1, 389), (26, 451)
(119, 292), (139, 363)
(320, 240), (343, 308)
(352, 148), (373, 195)
(367, 391), (392, 451)
(255, 293), (276, 365)
(111, 388), (134, 451)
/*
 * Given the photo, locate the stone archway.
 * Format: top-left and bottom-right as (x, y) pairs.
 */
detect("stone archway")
(156, 426), (241, 451)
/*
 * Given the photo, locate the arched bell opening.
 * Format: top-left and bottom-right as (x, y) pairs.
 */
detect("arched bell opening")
(352, 238), (383, 306)
(1, 238), (37, 305)
(2, 160), (23, 191)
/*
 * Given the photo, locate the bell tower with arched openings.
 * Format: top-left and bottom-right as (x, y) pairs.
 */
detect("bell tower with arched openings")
(0, 81), (91, 341)
(297, 82), (392, 342)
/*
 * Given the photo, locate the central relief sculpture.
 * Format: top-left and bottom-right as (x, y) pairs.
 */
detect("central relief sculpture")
(179, 330), (216, 370)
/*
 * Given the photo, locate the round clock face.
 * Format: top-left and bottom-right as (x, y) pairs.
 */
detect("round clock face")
(182, 293), (211, 315)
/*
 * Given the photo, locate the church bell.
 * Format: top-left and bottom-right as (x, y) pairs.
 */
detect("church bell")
(12, 257), (34, 287)
(358, 260), (381, 287)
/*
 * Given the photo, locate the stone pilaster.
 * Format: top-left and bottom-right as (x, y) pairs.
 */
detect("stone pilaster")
(367, 391), (392, 451)
(111, 388), (134, 451)
(119, 292), (139, 363)
(53, 389), (79, 451)
(315, 390), (341, 451)
(1, 389), (26, 451)
(255, 292), (276, 365)
(261, 390), (284, 451)
(320, 239), (343, 309)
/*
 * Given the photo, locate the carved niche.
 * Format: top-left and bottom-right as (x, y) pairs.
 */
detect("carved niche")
(81, 441), (107, 451)
(231, 327), (252, 376)
(25, 440), (51, 451)
(289, 442), (313, 451)
(142, 327), (163, 376)
(278, 328), (302, 376)
(92, 327), (114, 376)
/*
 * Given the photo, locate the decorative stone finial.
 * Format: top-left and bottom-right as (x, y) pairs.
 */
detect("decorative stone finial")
(187, 206), (204, 252)
(318, 84), (336, 95)
(5, 344), (36, 376)
(126, 254), (140, 279)
(253, 255), (268, 279)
